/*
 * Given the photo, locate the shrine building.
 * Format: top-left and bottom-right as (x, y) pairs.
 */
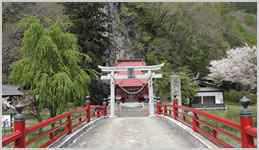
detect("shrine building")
(114, 59), (148, 103)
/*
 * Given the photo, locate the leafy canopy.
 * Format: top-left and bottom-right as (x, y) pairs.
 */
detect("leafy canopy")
(62, 2), (112, 71)
(9, 16), (91, 116)
(176, 72), (198, 103)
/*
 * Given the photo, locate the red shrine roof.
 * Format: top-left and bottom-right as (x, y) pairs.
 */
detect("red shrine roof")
(115, 59), (148, 87)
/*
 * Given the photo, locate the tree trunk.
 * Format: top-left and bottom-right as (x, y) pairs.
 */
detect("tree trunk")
(36, 109), (43, 133)
(189, 98), (192, 107)
(50, 105), (57, 129)
(34, 99), (43, 134)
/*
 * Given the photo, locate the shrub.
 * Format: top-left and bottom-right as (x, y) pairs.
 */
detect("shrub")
(244, 13), (256, 27)
(224, 90), (257, 104)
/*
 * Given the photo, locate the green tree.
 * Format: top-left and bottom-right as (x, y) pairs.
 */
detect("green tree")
(62, 3), (113, 105)
(153, 70), (171, 101)
(146, 52), (159, 65)
(9, 16), (91, 118)
(62, 2), (112, 71)
(176, 72), (198, 105)
(235, 2), (257, 14)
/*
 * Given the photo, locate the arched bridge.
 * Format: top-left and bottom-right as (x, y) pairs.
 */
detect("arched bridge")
(66, 117), (207, 148)
(2, 97), (257, 148)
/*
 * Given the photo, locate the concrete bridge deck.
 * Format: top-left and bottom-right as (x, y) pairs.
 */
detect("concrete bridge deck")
(67, 117), (203, 148)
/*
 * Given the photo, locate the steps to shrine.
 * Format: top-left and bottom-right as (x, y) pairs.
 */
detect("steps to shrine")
(121, 102), (145, 110)
(120, 102), (145, 112)
(116, 102), (147, 117)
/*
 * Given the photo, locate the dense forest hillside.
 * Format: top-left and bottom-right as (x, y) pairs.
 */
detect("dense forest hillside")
(2, 2), (257, 101)
(115, 2), (257, 99)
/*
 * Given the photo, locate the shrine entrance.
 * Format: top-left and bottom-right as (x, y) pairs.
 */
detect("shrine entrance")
(127, 94), (136, 102)
(99, 59), (164, 117)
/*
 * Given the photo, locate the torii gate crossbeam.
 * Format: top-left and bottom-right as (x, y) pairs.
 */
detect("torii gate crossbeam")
(99, 63), (164, 117)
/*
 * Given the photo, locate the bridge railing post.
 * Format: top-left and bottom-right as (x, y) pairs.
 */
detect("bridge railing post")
(14, 103), (26, 148)
(212, 129), (217, 138)
(164, 106), (167, 116)
(79, 113), (82, 123)
(156, 97), (161, 115)
(192, 112), (199, 132)
(173, 95), (178, 120)
(97, 105), (100, 118)
(49, 132), (54, 141)
(240, 96), (254, 148)
(85, 96), (91, 122)
(66, 114), (72, 134)
(103, 99), (107, 116)
(105, 103), (107, 116)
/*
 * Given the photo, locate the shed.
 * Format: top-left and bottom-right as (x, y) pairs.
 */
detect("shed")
(191, 81), (225, 109)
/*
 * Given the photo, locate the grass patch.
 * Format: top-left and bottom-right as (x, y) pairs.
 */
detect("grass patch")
(2, 111), (16, 115)
(205, 105), (257, 127)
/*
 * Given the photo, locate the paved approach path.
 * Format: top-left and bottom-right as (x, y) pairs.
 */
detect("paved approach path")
(68, 117), (200, 148)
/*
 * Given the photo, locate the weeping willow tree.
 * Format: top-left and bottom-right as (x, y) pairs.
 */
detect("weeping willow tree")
(9, 16), (91, 118)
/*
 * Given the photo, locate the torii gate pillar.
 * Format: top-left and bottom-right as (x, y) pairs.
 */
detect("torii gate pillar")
(148, 70), (155, 116)
(110, 71), (115, 117)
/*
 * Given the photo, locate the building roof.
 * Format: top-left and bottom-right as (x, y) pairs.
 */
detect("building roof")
(115, 59), (146, 67)
(2, 85), (23, 96)
(117, 78), (148, 87)
(115, 59), (148, 87)
(192, 79), (224, 91)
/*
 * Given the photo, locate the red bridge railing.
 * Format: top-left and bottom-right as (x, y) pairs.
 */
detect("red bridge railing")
(2, 99), (107, 148)
(157, 96), (257, 148)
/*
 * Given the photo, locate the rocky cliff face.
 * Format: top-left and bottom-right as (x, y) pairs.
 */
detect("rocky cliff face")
(105, 2), (135, 66)
(2, 21), (22, 84)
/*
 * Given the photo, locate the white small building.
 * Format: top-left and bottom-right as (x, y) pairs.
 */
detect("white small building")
(192, 81), (225, 110)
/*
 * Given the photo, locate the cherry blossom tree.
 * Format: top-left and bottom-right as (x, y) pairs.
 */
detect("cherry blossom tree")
(208, 44), (257, 88)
